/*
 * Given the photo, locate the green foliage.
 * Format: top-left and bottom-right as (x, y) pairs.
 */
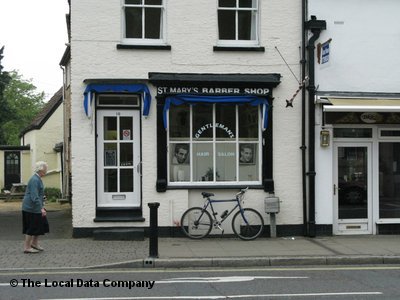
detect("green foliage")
(0, 70), (45, 145)
(44, 187), (62, 202)
(0, 47), (12, 144)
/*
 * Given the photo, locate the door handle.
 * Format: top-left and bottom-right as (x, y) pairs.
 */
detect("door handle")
(333, 184), (341, 195)
(136, 162), (142, 176)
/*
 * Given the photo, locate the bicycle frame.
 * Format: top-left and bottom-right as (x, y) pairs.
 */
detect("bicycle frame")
(201, 195), (247, 224)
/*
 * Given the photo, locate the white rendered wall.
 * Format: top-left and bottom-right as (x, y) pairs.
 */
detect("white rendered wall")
(310, 0), (400, 226)
(70, 0), (303, 228)
(309, 0), (400, 93)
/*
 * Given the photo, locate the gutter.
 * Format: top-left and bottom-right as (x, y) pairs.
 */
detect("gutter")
(301, 0), (307, 236)
(305, 15), (326, 237)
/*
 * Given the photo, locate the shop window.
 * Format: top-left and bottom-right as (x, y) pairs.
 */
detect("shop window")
(123, 0), (165, 44)
(218, 0), (259, 46)
(168, 104), (261, 184)
(379, 142), (400, 219)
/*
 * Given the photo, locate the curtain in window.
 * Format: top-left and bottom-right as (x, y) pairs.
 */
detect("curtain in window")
(163, 94), (269, 130)
(83, 84), (152, 118)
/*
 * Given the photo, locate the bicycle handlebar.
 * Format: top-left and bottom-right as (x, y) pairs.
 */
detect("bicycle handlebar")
(235, 187), (249, 197)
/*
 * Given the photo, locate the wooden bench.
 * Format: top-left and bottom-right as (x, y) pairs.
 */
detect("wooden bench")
(5, 183), (27, 202)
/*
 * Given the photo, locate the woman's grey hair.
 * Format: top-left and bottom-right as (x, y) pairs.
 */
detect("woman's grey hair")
(34, 161), (48, 173)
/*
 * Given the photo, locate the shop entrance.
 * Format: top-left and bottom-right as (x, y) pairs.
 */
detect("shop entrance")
(333, 143), (372, 234)
(96, 110), (141, 208)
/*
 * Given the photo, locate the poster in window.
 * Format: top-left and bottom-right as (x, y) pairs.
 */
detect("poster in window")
(239, 144), (255, 165)
(122, 129), (131, 140)
(172, 143), (190, 165)
(105, 150), (117, 166)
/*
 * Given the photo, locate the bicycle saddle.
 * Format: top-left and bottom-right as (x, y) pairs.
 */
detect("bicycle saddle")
(201, 192), (214, 198)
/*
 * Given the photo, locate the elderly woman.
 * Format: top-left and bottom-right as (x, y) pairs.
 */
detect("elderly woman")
(22, 161), (49, 253)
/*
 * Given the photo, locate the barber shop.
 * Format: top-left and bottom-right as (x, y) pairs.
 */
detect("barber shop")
(72, 72), (296, 238)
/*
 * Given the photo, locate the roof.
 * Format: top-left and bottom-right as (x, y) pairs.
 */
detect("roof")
(19, 87), (63, 137)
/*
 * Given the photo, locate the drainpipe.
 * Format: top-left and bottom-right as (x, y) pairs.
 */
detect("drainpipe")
(301, 0), (307, 236)
(305, 16), (326, 237)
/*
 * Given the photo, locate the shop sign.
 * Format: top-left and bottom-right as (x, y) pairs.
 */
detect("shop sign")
(360, 112), (382, 124)
(321, 42), (330, 64)
(157, 86), (270, 96)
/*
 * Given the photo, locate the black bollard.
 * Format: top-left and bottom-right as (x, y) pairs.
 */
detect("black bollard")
(148, 202), (160, 258)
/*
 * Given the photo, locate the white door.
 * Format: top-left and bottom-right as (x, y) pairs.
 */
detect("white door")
(97, 110), (141, 208)
(333, 143), (372, 234)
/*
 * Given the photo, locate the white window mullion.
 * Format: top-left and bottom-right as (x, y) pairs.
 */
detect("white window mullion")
(117, 115), (120, 193)
(236, 105), (239, 183)
(190, 105), (193, 182)
(213, 104), (216, 183)
(235, 9), (239, 41)
(142, 5), (145, 39)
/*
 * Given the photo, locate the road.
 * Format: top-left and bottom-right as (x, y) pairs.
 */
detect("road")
(0, 265), (399, 299)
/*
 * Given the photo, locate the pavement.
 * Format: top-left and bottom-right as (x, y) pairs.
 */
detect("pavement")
(1, 200), (400, 271)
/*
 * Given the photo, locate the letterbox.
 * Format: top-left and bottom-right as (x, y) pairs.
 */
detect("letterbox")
(265, 196), (280, 214)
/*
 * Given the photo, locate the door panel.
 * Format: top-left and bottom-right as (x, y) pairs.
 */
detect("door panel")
(97, 110), (141, 208)
(4, 152), (21, 190)
(333, 143), (372, 234)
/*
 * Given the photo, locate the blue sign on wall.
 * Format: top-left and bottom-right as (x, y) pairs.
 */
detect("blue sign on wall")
(321, 42), (330, 64)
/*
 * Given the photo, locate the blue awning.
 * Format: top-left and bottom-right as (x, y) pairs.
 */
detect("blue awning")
(163, 94), (269, 130)
(83, 83), (151, 117)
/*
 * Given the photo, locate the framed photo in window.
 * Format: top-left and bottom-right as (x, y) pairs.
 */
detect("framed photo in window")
(239, 143), (255, 165)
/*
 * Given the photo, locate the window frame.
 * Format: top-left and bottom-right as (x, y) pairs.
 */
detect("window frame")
(167, 103), (263, 186)
(122, 0), (167, 45)
(217, 0), (260, 47)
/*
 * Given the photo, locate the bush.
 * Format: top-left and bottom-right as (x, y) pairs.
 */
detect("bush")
(44, 188), (61, 202)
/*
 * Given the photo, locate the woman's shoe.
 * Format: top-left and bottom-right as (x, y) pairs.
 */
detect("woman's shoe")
(31, 245), (44, 251)
(24, 248), (40, 254)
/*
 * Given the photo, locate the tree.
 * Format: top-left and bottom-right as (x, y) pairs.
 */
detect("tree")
(0, 70), (45, 145)
(0, 46), (12, 144)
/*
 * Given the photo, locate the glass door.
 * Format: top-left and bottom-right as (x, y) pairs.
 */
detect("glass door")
(96, 110), (141, 208)
(333, 143), (372, 234)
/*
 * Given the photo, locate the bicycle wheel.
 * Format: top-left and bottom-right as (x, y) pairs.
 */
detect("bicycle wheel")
(181, 207), (212, 239)
(232, 208), (264, 240)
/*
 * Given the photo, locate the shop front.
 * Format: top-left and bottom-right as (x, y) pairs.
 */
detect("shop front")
(149, 73), (281, 194)
(73, 73), (283, 238)
(316, 97), (400, 235)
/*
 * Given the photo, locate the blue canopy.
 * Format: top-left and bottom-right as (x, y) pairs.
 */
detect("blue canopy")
(163, 94), (269, 130)
(83, 83), (151, 117)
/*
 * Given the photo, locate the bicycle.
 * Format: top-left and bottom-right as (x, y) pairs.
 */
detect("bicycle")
(180, 187), (264, 240)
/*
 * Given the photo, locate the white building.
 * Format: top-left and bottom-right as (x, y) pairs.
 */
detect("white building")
(310, 0), (400, 235)
(68, 0), (305, 238)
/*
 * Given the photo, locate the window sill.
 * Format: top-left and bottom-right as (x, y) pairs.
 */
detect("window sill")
(117, 44), (171, 50)
(213, 46), (265, 52)
(167, 184), (264, 190)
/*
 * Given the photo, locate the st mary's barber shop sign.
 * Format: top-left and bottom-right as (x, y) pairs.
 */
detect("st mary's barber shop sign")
(157, 86), (270, 96)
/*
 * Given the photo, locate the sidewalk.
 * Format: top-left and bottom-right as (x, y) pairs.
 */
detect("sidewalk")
(1, 201), (400, 270)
